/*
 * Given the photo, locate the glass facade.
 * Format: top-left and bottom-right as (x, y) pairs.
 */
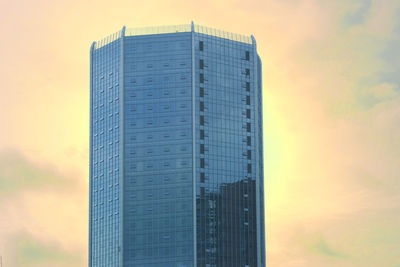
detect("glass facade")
(90, 23), (264, 267)
(90, 37), (123, 267)
(123, 33), (194, 267)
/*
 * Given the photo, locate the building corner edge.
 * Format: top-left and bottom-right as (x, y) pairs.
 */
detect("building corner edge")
(89, 41), (96, 267)
(191, 22), (198, 267)
(119, 26), (126, 267)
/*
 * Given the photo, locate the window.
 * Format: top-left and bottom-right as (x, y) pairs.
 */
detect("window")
(146, 163), (154, 169)
(247, 136), (251, 146)
(200, 187), (205, 197)
(245, 51), (250, 61)
(200, 59), (204, 69)
(200, 158), (205, 168)
(200, 144), (204, 154)
(199, 41), (203, 51)
(246, 82), (250, 91)
(247, 164), (252, 173)
(200, 116), (204, 125)
(247, 150), (251, 160)
(247, 123), (251, 132)
(200, 130), (204, 140)
(246, 95), (250, 105)
(200, 172), (205, 183)
(200, 73), (204, 83)
(200, 87), (204, 97)
(200, 101), (204, 112)
(246, 68), (250, 77)
(246, 109), (251, 119)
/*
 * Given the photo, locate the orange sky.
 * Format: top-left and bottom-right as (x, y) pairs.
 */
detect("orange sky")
(1, 0), (400, 266)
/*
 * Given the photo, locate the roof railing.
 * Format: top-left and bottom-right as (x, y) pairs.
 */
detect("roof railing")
(194, 24), (251, 44)
(93, 29), (123, 50)
(126, 24), (191, 37)
(93, 23), (252, 50)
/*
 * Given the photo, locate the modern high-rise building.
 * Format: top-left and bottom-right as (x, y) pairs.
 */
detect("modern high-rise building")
(89, 22), (265, 267)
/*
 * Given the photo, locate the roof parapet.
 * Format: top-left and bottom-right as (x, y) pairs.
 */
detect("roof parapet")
(93, 29), (123, 50)
(93, 23), (252, 50)
(126, 24), (191, 37)
(194, 24), (251, 44)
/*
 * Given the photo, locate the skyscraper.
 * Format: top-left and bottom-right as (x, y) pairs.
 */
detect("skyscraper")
(89, 22), (265, 267)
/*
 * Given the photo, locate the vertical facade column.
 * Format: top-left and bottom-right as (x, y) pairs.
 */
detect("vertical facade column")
(119, 26), (126, 267)
(251, 35), (262, 267)
(257, 55), (265, 267)
(191, 21), (198, 267)
(89, 41), (96, 267)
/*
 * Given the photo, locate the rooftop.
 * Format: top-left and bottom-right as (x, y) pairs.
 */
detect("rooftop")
(93, 22), (253, 50)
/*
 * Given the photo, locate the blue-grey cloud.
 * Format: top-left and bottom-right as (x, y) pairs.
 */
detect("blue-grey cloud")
(0, 148), (74, 195)
(310, 235), (348, 259)
(4, 232), (81, 267)
(342, 0), (372, 27)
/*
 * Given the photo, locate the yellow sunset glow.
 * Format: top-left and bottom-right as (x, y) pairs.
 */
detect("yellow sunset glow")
(1, 0), (399, 266)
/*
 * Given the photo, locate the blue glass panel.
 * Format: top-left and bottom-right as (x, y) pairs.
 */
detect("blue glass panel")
(123, 32), (194, 267)
(90, 26), (265, 267)
(90, 39), (123, 267)
(193, 33), (265, 267)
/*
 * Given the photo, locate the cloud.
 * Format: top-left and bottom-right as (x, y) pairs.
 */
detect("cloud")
(259, 0), (400, 266)
(308, 234), (348, 259)
(3, 232), (81, 267)
(0, 148), (87, 267)
(0, 148), (74, 196)
(365, 82), (398, 101)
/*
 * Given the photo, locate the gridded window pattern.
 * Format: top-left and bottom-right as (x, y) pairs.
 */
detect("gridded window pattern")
(90, 26), (264, 267)
(194, 34), (264, 267)
(90, 39), (122, 267)
(123, 33), (194, 267)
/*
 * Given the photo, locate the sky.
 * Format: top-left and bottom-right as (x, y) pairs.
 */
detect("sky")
(0, 0), (399, 266)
